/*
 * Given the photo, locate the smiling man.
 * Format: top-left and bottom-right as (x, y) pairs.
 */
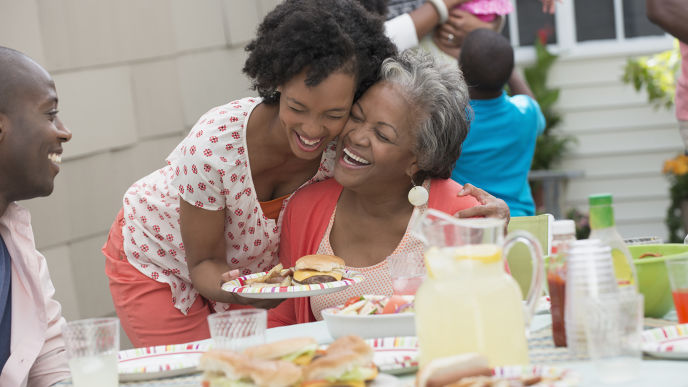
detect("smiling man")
(0, 46), (73, 387)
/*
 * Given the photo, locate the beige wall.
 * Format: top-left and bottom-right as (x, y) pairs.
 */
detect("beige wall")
(1, 0), (281, 348)
(550, 52), (681, 240)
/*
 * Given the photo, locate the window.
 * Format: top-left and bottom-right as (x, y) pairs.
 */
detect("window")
(504, 0), (670, 54)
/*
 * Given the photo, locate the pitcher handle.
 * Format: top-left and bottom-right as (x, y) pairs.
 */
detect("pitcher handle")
(502, 230), (544, 325)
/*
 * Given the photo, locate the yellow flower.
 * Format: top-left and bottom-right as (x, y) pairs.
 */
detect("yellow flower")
(664, 159), (677, 174)
(675, 161), (688, 175)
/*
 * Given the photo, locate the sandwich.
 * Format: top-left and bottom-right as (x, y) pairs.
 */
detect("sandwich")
(293, 255), (346, 285)
(199, 349), (302, 387)
(415, 353), (492, 387)
(243, 337), (319, 366)
(301, 335), (377, 387)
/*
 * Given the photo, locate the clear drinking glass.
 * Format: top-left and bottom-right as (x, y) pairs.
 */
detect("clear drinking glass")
(207, 309), (267, 351)
(666, 259), (688, 323)
(584, 292), (644, 384)
(62, 317), (120, 387)
(387, 252), (425, 295)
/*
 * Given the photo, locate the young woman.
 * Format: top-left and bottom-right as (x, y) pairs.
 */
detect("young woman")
(102, 0), (397, 347)
(269, 50), (482, 325)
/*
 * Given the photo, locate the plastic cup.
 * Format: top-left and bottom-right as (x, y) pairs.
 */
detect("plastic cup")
(665, 259), (688, 323)
(387, 252), (425, 295)
(62, 317), (120, 387)
(565, 241), (620, 355)
(207, 309), (267, 351)
(584, 292), (644, 384)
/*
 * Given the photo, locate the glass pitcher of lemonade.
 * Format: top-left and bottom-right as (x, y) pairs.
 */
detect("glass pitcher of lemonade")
(413, 210), (544, 367)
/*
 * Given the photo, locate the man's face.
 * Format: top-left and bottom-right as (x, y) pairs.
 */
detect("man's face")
(0, 64), (72, 201)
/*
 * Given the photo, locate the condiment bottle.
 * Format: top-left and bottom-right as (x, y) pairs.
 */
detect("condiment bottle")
(588, 193), (638, 290)
(547, 219), (576, 347)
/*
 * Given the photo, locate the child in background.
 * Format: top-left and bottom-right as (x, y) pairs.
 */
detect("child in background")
(418, 0), (559, 64)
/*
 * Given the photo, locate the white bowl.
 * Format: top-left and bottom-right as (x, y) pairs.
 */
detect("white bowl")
(321, 307), (416, 339)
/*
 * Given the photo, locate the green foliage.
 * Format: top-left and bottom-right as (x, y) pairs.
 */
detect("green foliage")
(622, 40), (680, 110)
(663, 154), (688, 242)
(525, 39), (576, 171)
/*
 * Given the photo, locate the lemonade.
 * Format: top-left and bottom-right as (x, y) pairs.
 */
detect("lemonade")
(416, 245), (530, 367)
(68, 353), (118, 387)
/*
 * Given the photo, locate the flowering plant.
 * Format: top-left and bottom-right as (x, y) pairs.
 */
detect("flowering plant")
(664, 154), (688, 242)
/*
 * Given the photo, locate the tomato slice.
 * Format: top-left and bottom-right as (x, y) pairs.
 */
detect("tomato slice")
(382, 295), (407, 314)
(344, 296), (364, 308)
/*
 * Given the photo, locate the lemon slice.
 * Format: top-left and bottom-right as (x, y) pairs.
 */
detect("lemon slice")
(451, 244), (502, 264)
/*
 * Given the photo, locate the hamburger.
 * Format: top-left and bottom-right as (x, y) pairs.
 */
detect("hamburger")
(243, 337), (319, 366)
(301, 335), (377, 387)
(415, 353), (491, 387)
(199, 349), (302, 387)
(293, 255), (346, 285)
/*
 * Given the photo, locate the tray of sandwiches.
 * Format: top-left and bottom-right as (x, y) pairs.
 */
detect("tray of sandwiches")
(222, 255), (363, 299)
(200, 335), (398, 386)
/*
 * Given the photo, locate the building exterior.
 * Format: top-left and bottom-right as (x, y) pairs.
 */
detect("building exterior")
(0, 0), (681, 347)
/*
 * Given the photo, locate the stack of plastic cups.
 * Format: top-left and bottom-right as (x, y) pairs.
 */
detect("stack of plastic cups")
(564, 239), (620, 356)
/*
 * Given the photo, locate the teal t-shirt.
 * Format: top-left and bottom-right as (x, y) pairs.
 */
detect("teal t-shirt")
(451, 92), (545, 217)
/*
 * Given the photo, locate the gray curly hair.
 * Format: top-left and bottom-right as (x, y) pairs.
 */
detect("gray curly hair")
(378, 50), (471, 183)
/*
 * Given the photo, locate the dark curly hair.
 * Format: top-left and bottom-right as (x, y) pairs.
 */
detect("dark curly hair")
(243, 0), (397, 104)
(355, 0), (389, 16)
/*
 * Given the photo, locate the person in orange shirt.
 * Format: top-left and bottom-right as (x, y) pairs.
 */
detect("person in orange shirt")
(270, 50), (494, 326)
(0, 46), (73, 387)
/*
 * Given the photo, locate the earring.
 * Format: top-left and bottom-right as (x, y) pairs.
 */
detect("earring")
(408, 179), (429, 207)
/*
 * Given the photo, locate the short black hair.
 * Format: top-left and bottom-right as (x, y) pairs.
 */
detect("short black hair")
(459, 28), (514, 93)
(354, 0), (389, 16)
(243, 0), (397, 104)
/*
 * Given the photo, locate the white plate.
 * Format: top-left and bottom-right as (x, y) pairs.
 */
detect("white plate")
(322, 308), (415, 340)
(118, 341), (210, 382)
(642, 323), (688, 359)
(370, 373), (400, 386)
(221, 269), (364, 299)
(493, 365), (579, 386)
(365, 337), (419, 375)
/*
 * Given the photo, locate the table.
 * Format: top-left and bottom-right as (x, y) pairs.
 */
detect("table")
(57, 314), (687, 386)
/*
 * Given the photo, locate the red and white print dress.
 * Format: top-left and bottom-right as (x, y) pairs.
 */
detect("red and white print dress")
(122, 97), (336, 315)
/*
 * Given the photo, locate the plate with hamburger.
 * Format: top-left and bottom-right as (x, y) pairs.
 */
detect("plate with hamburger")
(199, 335), (399, 386)
(222, 255), (364, 299)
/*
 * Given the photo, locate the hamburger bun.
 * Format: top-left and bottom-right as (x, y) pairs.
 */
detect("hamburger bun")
(293, 255), (345, 284)
(243, 337), (317, 361)
(415, 353), (491, 387)
(295, 255), (345, 272)
(302, 336), (376, 384)
(199, 349), (302, 387)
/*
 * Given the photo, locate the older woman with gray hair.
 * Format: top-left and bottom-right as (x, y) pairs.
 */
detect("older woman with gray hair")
(269, 50), (481, 326)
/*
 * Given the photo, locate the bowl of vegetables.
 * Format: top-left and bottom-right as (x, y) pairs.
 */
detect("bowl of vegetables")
(631, 243), (688, 317)
(321, 295), (415, 339)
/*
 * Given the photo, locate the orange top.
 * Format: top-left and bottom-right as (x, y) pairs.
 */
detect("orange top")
(259, 194), (290, 220)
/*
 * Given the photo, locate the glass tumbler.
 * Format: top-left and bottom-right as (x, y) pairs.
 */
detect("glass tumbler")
(207, 309), (267, 351)
(62, 317), (120, 387)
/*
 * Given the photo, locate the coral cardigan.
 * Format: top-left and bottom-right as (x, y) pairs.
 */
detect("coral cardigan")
(268, 178), (479, 327)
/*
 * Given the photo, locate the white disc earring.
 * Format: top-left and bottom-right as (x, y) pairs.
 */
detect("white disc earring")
(408, 182), (429, 207)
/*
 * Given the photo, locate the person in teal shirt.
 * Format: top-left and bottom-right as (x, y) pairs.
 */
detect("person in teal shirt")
(451, 28), (545, 217)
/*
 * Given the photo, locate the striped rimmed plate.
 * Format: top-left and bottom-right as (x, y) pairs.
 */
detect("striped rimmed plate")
(221, 269), (363, 299)
(642, 323), (688, 359)
(118, 341), (210, 382)
(365, 336), (418, 375)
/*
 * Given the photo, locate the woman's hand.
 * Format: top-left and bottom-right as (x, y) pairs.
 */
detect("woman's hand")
(220, 269), (284, 309)
(454, 183), (511, 224)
